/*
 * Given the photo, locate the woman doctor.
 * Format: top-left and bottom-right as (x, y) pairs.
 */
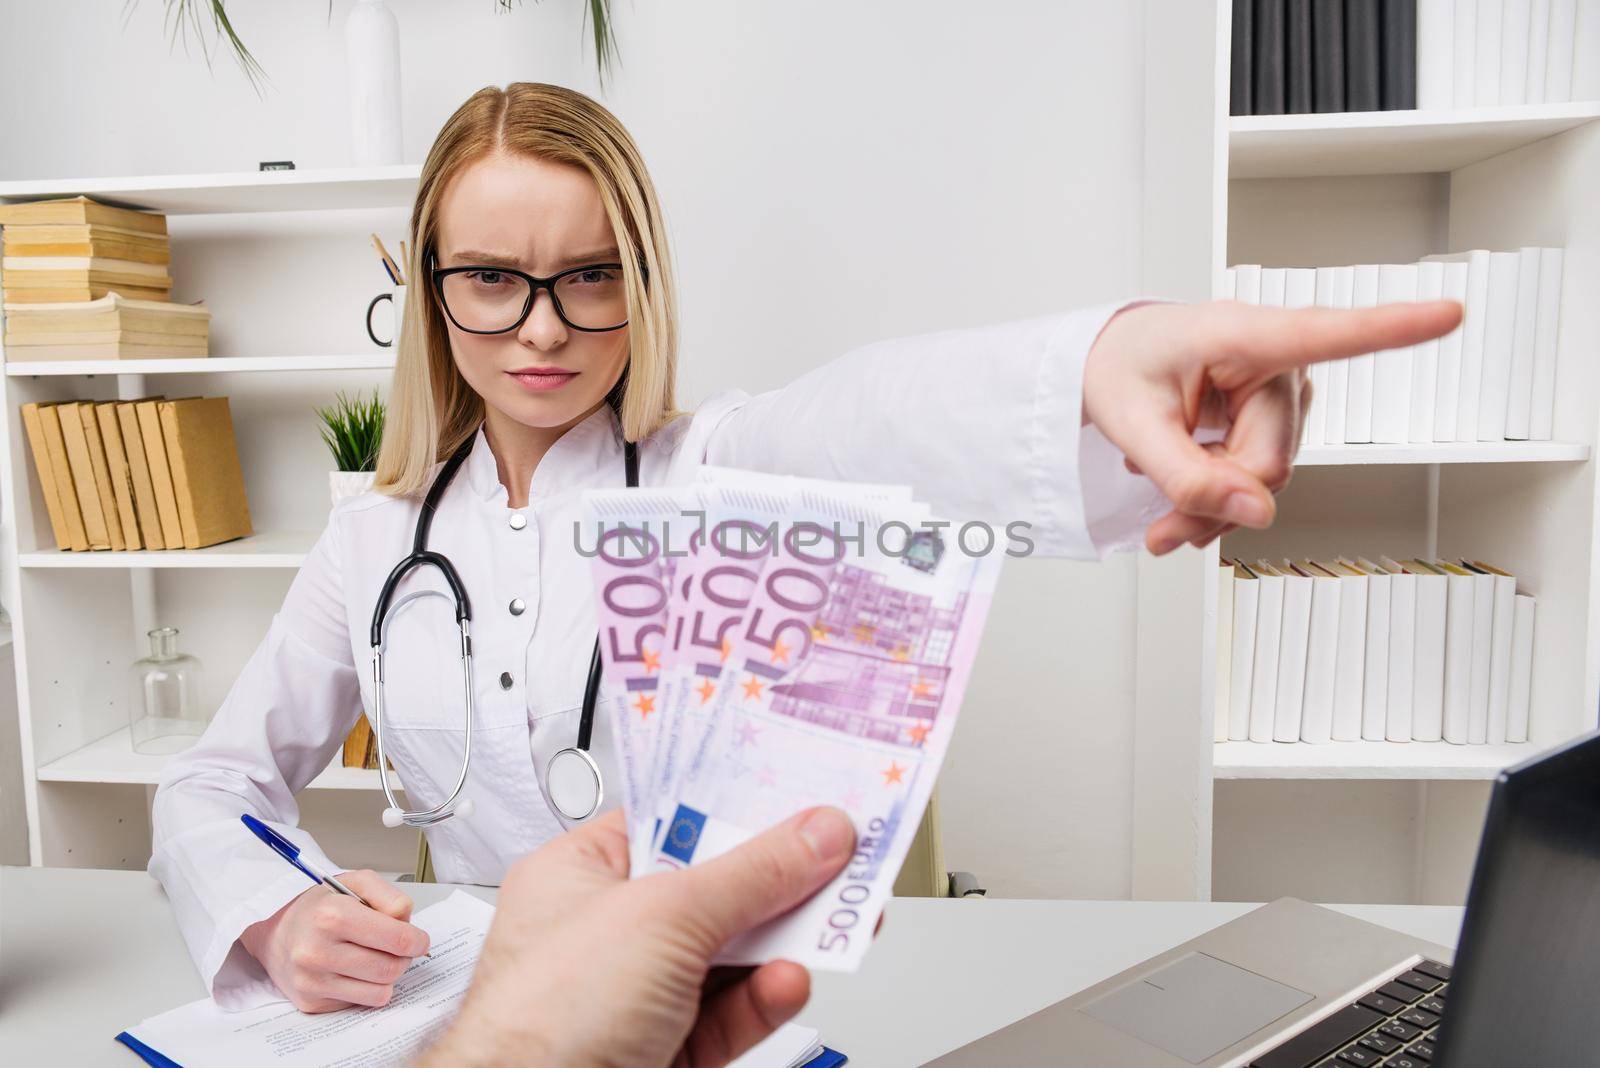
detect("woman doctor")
(150, 81), (1460, 1014)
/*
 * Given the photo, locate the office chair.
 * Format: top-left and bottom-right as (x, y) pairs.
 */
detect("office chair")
(407, 788), (985, 898)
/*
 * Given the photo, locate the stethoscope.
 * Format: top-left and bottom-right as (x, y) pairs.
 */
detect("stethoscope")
(369, 424), (639, 830)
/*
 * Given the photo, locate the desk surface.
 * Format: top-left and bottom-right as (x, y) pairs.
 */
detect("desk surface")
(0, 866), (1465, 1067)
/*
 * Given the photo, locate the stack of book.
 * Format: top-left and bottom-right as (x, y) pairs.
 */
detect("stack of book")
(1231, 0), (1597, 116)
(0, 196), (173, 302)
(1227, 249), (1564, 445)
(0, 195), (210, 360)
(341, 717), (384, 770)
(1214, 557), (1536, 745)
(20, 396), (252, 552)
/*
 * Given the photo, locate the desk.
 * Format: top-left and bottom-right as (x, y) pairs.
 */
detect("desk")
(0, 866), (1465, 1066)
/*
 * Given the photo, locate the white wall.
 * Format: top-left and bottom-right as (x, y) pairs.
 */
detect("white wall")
(0, 0), (1152, 898)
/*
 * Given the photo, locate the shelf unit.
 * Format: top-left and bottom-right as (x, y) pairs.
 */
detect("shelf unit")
(0, 168), (420, 873)
(1133, 0), (1600, 908)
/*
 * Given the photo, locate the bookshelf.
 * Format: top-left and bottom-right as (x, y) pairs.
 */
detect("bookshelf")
(1132, 0), (1600, 908)
(0, 168), (417, 872)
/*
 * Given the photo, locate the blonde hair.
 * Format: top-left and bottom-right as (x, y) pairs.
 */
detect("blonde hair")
(374, 82), (680, 497)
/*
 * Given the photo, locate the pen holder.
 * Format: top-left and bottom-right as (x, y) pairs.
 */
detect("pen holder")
(366, 284), (407, 347)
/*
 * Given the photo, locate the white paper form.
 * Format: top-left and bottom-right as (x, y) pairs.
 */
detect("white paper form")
(121, 891), (492, 1067)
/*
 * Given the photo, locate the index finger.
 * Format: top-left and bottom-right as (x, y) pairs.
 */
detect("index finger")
(341, 900), (431, 958)
(1216, 300), (1462, 379)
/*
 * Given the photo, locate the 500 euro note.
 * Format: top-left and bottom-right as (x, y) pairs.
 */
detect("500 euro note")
(650, 485), (998, 971)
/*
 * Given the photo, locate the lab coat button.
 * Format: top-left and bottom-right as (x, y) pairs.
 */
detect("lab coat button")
(499, 671), (513, 690)
(508, 513), (527, 530)
(509, 598), (525, 616)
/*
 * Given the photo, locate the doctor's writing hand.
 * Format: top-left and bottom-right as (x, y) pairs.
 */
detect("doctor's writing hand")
(418, 806), (857, 1068)
(239, 869), (430, 1013)
(1082, 299), (1464, 555)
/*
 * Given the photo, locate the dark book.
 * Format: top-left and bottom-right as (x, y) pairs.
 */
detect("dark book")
(1232, 0), (1255, 115)
(1380, 0), (1418, 109)
(1312, 0), (1346, 111)
(1287, 0), (1314, 111)
(1345, 0), (1382, 111)
(1254, 0), (1288, 115)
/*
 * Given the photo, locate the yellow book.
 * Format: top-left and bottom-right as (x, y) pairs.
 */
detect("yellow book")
(0, 195), (168, 236)
(2, 284), (171, 303)
(95, 402), (143, 550)
(158, 397), (252, 550)
(115, 401), (166, 551)
(20, 402), (71, 550)
(135, 400), (186, 550)
(77, 402), (125, 550)
(55, 402), (111, 550)
(35, 404), (89, 551)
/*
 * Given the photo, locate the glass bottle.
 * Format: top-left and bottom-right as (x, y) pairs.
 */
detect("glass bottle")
(129, 627), (207, 755)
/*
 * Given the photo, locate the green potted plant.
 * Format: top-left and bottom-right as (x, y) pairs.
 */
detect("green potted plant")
(317, 388), (386, 505)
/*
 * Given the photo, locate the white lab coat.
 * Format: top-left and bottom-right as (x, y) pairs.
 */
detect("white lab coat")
(150, 301), (1172, 1008)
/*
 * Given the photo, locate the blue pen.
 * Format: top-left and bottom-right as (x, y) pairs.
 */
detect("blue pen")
(240, 812), (376, 907)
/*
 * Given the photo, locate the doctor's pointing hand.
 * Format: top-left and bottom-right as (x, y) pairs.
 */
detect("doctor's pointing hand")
(148, 79), (1462, 1018)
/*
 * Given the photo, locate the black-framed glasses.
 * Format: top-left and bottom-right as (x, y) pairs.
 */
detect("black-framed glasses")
(429, 253), (635, 334)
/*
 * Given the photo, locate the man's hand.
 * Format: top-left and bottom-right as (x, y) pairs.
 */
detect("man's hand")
(420, 806), (857, 1068)
(1083, 299), (1464, 554)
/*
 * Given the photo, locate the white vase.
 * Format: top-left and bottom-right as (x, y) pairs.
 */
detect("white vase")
(330, 470), (377, 507)
(346, 0), (403, 167)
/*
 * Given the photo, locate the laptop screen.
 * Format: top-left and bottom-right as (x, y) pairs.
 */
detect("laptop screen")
(1434, 728), (1600, 1065)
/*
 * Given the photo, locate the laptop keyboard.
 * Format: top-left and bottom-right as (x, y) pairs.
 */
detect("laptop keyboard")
(1248, 959), (1451, 1068)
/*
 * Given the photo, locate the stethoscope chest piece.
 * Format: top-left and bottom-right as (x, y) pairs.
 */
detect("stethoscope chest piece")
(543, 746), (604, 822)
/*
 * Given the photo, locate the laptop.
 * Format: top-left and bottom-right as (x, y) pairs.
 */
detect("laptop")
(927, 728), (1600, 1066)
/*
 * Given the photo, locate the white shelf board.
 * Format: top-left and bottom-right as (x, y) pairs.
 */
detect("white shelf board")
(1230, 101), (1600, 178)
(36, 725), (390, 790)
(1213, 739), (1548, 780)
(1295, 441), (1591, 465)
(0, 164), (421, 215)
(3, 353), (395, 376)
(20, 529), (319, 569)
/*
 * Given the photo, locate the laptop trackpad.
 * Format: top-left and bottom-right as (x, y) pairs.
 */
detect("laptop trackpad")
(1080, 951), (1314, 1064)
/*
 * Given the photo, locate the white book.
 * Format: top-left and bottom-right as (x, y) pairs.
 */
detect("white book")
(1323, 266), (1356, 446)
(1319, 560), (1369, 742)
(1228, 561), (1261, 741)
(1454, 0), (1481, 106)
(1434, 261), (1470, 441)
(1509, 594), (1536, 742)
(1234, 264), (1263, 305)
(1273, 560), (1314, 744)
(1478, 251), (1522, 442)
(1419, 0), (1458, 108)
(1381, 557), (1418, 742)
(1260, 267), (1288, 308)
(1297, 562), (1343, 744)
(1504, 247), (1543, 439)
(1373, 264), (1419, 444)
(1222, 266), (1238, 299)
(1455, 251), (1492, 441)
(1410, 261), (1445, 444)
(1546, 0), (1578, 101)
(1526, 0), (1553, 103)
(1345, 265), (1381, 444)
(1470, 562), (1518, 745)
(1501, 0), (1534, 105)
(1530, 247), (1564, 440)
(1309, 268), (1341, 446)
(1460, 561), (1497, 743)
(1348, 556), (1392, 740)
(1575, 0), (1600, 100)
(1477, 0), (1506, 104)
(1406, 560), (1449, 743)
(1216, 558), (1235, 743)
(1285, 269), (1317, 448)
(1438, 561), (1477, 744)
(1248, 562), (1287, 743)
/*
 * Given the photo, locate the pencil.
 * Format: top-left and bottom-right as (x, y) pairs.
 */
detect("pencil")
(371, 233), (402, 286)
